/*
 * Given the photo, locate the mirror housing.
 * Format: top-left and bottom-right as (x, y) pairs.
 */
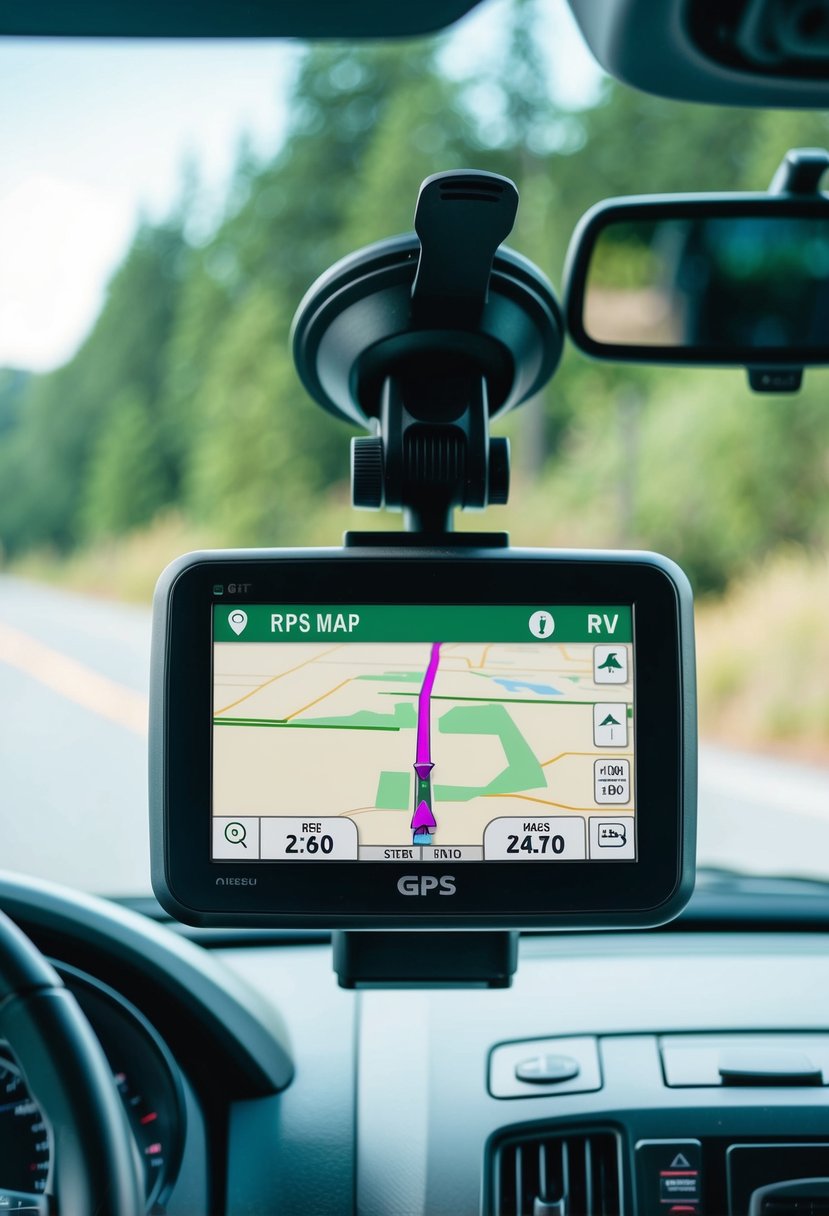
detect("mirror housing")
(563, 149), (829, 392)
(564, 161), (826, 393)
(564, 195), (829, 369)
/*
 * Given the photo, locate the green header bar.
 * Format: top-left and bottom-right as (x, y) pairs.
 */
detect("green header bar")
(214, 604), (632, 644)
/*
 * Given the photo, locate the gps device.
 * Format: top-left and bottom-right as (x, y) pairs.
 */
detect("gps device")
(149, 545), (696, 929)
(150, 171), (697, 940)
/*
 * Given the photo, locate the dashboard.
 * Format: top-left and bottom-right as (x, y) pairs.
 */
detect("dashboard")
(222, 927), (829, 1216)
(0, 965), (187, 1207)
(4, 872), (829, 1215)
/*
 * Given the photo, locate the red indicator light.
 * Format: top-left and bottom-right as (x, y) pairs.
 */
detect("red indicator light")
(140, 1111), (158, 1125)
(144, 1142), (162, 1156)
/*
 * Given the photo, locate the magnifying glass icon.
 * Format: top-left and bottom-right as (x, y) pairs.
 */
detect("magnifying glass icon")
(224, 822), (247, 848)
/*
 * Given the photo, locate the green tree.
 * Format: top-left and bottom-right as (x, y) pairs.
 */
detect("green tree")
(4, 4), (829, 592)
(186, 288), (317, 545)
(340, 65), (476, 250)
(476, 0), (567, 472)
(0, 221), (187, 553)
(0, 369), (29, 436)
(81, 391), (167, 538)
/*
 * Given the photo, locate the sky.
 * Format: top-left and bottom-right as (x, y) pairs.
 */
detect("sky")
(0, 0), (603, 372)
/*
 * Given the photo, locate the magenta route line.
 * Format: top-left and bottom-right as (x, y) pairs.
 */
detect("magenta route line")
(414, 642), (442, 777)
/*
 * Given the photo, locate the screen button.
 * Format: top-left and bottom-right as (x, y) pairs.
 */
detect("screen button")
(420, 845), (483, 862)
(589, 816), (635, 859)
(594, 758), (631, 804)
(527, 609), (556, 639)
(360, 846), (423, 861)
(593, 644), (628, 684)
(483, 816), (587, 860)
(213, 817), (261, 859)
(260, 816), (358, 860)
(593, 702), (629, 747)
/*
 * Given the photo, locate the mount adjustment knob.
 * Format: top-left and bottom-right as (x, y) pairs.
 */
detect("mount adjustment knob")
(351, 436), (384, 509)
(488, 437), (510, 505)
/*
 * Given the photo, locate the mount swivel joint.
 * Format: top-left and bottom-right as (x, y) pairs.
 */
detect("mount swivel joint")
(291, 170), (564, 535)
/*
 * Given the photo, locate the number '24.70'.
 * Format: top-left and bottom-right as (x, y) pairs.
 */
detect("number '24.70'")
(506, 834), (565, 855)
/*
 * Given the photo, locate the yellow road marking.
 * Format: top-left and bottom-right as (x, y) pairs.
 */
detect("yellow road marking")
(473, 643), (493, 669)
(558, 645), (586, 662)
(0, 620), (148, 737)
(214, 644), (342, 715)
(541, 750), (633, 767)
(285, 677), (353, 721)
(483, 793), (602, 813)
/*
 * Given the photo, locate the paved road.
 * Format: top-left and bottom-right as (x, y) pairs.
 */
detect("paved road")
(0, 574), (827, 894)
(0, 575), (150, 894)
(698, 745), (829, 878)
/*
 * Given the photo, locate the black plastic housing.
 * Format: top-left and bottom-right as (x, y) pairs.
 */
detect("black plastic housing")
(568, 0), (829, 108)
(150, 545), (697, 930)
(291, 234), (562, 429)
(1, 0), (480, 37)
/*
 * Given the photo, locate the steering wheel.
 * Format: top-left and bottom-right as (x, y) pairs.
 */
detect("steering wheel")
(0, 908), (144, 1214)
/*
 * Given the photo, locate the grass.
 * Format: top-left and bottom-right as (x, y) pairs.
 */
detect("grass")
(696, 548), (829, 765)
(9, 512), (215, 604)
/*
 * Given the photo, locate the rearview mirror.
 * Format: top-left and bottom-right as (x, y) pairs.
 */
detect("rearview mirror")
(564, 195), (829, 380)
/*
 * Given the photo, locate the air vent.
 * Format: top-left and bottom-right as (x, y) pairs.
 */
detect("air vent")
(492, 1129), (622, 1216)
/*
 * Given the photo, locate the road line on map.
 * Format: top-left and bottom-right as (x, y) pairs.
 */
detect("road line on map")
(214, 644), (341, 715)
(0, 620), (148, 737)
(472, 643), (493, 669)
(541, 750), (633, 767)
(284, 677), (353, 721)
(483, 793), (604, 813)
(379, 693), (600, 706)
(214, 718), (398, 731)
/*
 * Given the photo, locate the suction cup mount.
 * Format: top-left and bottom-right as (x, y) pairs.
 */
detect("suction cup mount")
(291, 170), (564, 534)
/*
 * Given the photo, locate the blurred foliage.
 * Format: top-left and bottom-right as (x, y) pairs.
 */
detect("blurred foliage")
(81, 389), (167, 538)
(696, 548), (829, 761)
(1, 3), (829, 592)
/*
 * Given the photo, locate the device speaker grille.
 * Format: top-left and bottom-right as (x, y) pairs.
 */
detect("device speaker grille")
(438, 177), (506, 203)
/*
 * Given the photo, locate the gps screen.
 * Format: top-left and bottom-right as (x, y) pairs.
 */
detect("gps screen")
(210, 604), (636, 864)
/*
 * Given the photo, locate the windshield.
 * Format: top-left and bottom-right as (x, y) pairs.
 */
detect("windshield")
(0, 0), (827, 896)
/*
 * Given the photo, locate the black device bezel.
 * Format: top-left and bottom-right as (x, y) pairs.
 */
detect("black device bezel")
(150, 546), (696, 929)
(564, 194), (829, 367)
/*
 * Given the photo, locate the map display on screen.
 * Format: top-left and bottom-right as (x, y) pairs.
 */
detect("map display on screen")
(211, 604), (635, 864)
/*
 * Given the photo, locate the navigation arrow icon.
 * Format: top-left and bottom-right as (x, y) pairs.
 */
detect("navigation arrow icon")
(414, 762), (434, 781)
(411, 801), (437, 831)
(670, 1153), (691, 1169)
